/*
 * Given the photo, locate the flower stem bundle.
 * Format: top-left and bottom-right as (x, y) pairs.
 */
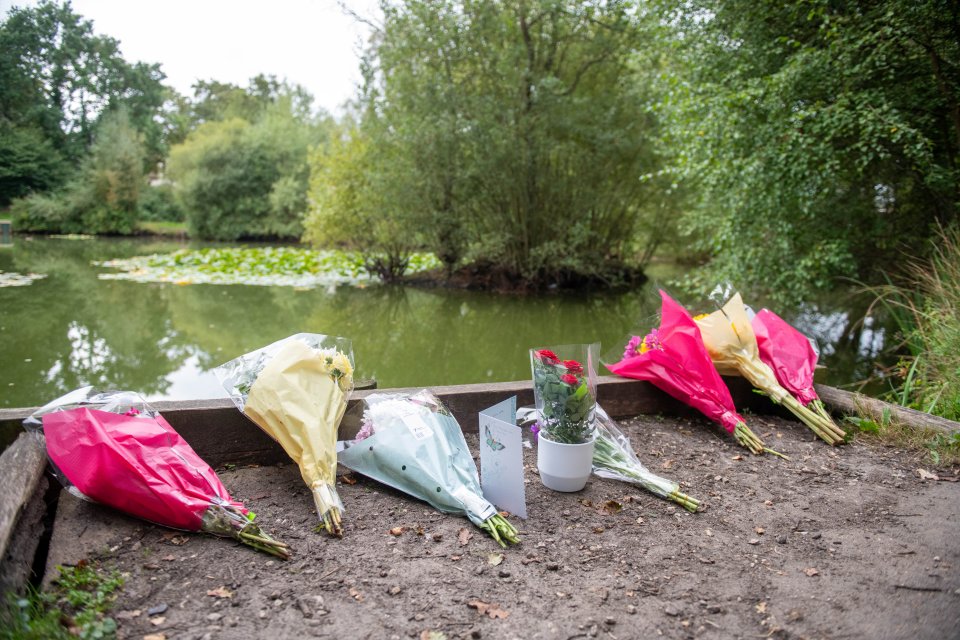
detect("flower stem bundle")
(591, 406), (701, 512)
(216, 333), (355, 537)
(608, 291), (779, 457)
(339, 390), (520, 547)
(25, 387), (289, 558)
(695, 294), (845, 445)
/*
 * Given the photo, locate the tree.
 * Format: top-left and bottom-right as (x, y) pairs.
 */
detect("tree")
(11, 108), (146, 234)
(0, 0), (165, 204)
(304, 122), (423, 281)
(319, 0), (662, 286)
(654, 0), (960, 300)
(168, 91), (331, 240)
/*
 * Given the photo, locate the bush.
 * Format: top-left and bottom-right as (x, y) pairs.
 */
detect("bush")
(139, 184), (183, 222)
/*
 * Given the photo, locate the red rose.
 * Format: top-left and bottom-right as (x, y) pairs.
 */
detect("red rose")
(536, 349), (560, 363)
(562, 359), (583, 374)
(560, 373), (579, 385)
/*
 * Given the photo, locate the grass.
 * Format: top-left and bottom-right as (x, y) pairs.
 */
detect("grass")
(136, 220), (188, 236)
(845, 412), (960, 467)
(853, 224), (960, 465)
(0, 562), (124, 640)
(869, 225), (960, 422)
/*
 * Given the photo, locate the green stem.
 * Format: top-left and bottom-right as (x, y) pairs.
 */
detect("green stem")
(593, 441), (702, 512)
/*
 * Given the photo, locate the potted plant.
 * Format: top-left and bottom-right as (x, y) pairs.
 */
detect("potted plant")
(529, 344), (599, 492)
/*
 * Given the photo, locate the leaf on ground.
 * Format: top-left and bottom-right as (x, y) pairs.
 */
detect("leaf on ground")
(149, 616), (166, 626)
(917, 468), (939, 481)
(579, 499), (594, 508)
(206, 586), (233, 599)
(661, 459), (675, 470)
(755, 602), (767, 614)
(389, 527), (405, 536)
(348, 587), (364, 602)
(143, 635), (166, 640)
(340, 474), (359, 485)
(420, 631), (447, 640)
(804, 567), (820, 577)
(487, 553), (504, 566)
(161, 555), (175, 562)
(467, 600), (510, 619)
(116, 610), (141, 619)
(600, 500), (622, 514)
(168, 535), (189, 546)
(457, 527), (473, 546)
(593, 527), (605, 534)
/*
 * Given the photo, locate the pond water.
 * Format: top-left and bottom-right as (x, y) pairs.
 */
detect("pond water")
(0, 236), (890, 416)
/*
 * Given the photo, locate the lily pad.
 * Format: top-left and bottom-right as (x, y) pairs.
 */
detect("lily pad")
(94, 247), (441, 288)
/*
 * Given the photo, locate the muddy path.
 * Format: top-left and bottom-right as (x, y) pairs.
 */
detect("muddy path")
(45, 413), (960, 640)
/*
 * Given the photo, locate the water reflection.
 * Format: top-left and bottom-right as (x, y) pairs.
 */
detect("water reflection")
(0, 236), (893, 409)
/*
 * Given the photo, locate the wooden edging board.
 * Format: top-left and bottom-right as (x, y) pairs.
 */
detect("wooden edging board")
(1, 377), (957, 471)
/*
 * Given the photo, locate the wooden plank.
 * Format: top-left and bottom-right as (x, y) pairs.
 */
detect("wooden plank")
(815, 383), (960, 433)
(0, 432), (49, 593)
(6, 378), (954, 470)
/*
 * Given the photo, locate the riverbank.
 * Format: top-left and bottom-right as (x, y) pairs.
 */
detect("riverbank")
(35, 410), (960, 640)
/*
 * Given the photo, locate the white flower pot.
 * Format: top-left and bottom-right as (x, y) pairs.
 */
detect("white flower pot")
(537, 435), (595, 492)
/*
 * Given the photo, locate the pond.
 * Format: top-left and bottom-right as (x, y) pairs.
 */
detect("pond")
(1, 236), (889, 416)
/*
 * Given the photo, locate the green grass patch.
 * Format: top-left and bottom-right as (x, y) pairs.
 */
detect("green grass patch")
(1, 562), (124, 640)
(868, 225), (960, 422)
(845, 413), (960, 467)
(137, 220), (188, 236)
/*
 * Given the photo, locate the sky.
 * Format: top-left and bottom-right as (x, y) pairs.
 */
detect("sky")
(0, 0), (378, 115)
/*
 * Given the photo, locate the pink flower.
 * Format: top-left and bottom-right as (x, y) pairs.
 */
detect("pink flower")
(563, 359), (583, 374)
(536, 349), (560, 364)
(560, 373), (579, 386)
(623, 335), (643, 360)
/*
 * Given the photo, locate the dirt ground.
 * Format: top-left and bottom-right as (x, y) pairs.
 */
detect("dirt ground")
(44, 413), (960, 640)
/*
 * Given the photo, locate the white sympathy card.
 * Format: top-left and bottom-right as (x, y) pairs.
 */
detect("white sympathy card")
(479, 396), (527, 519)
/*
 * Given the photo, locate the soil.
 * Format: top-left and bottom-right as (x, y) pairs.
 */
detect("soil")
(44, 413), (960, 640)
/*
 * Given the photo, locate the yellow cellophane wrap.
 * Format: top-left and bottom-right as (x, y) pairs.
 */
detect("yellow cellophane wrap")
(244, 339), (347, 517)
(694, 293), (789, 403)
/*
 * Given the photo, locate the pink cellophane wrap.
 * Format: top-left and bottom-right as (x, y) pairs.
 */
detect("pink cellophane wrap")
(752, 309), (819, 406)
(42, 407), (245, 531)
(607, 290), (746, 434)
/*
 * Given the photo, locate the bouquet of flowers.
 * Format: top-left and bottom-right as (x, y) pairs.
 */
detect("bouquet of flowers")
(695, 294), (845, 445)
(592, 406), (701, 512)
(518, 404), (701, 511)
(338, 390), (520, 547)
(752, 309), (843, 433)
(529, 344), (598, 444)
(215, 333), (355, 536)
(24, 387), (289, 558)
(606, 290), (776, 456)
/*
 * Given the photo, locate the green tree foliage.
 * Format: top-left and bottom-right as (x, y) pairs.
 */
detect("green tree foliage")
(0, 1), (165, 177)
(655, 0), (960, 300)
(12, 108), (146, 234)
(168, 89), (330, 241)
(304, 123), (422, 280)
(306, 0), (662, 285)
